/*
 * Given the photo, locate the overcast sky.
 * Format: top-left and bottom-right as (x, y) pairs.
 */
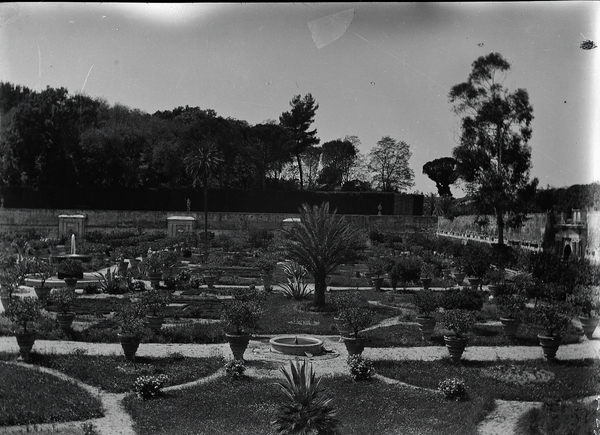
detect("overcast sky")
(1, 2), (598, 195)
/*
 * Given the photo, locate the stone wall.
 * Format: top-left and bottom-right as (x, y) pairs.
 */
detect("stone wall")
(0, 208), (438, 238)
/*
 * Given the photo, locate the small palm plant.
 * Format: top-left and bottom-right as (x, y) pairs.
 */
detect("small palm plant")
(283, 202), (365, 308)
(271, 360), (341, 435)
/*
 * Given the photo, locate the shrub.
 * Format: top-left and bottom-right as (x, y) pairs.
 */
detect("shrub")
(84, 283), (101, 295)
(438, 377), (468, 401)
(534, 302), (573, 337)
(347, 355), (375, 381)
(443, 309), (475, 338)
(567, 285), (600, 317)
(225, 359), (246, 379)
(140, 288), (172, 316)
(495, 293), (527, 320)
(115, 303), (147, 338)
(458, 243), (492, 281)
(49, 287), (77, 314)
(57, 259), (84, 278)
(339, 306), (374, 337)
(440, 287), (484, 311)
(248, 229), (274, 249)
(5, 296), (42, 332)
(368, 229), (386, 244)
(221, 289), (264, 335)
(133, 374), (168, 400)
(129, 280), (147, 293)
(413, 290), (439, 316)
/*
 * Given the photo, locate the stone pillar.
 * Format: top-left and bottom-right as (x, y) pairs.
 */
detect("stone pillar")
(167, 216), (196, 238)
(58, 214), (87, 240)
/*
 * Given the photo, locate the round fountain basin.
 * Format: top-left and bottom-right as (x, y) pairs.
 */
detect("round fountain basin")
(270, 336), (323, 356)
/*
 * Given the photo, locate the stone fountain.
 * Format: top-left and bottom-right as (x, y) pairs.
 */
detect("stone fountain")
(270, 336), (324, 356)
(50, 234), (93, 263)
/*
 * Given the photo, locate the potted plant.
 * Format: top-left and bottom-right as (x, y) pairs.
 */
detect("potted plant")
(331, 291), (360, 341)
(442, 309), (475, 362)
(420, 263), (436, 290)
(366, 256), (387, 291)
(0, 267), (17, 310)
(203, 252), (227, 288)
(495, 293), (527, 337)
(57, 258), (84, 290)
(49, 287), (77, 329)
(257, 250), (278, 291)
(140, 288), (172, 331)
(141, 252), (165, 288)
(534, 301), (573, 360)
(31, 258), (54, 305)
(115, 302), (147, 361)
(5, 296), (42, 362)
(568, 285), (600, 339)
(338, 303), (374, 355)
(413, 290), (439, 340)
(221, 288), (264, 360)
(485, 267), (506, 296)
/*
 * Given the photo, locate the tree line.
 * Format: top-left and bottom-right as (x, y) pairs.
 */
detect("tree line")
(0, 83), (415, 193)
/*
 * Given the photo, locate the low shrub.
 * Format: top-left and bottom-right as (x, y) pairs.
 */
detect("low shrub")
(133, 374), (169, 400)
(347, 355), (375, 381)
(438, 377), (468, 401)
(225, 359), (246, 379)
(440, 287), (484, 311)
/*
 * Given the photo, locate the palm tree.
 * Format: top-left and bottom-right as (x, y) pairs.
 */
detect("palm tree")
(272, 360), (340, 435)
(283, 202), (365, 308)
(184, 141), (224, 251)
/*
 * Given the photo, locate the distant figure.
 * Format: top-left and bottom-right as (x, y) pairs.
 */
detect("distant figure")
(186, 198), (191, 212)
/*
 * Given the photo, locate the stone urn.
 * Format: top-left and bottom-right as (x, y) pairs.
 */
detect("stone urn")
(443, 335), (468, 362)
(579, 316), (599, 339)
(537, 334), (562, 360)
(420, 278), (432, 290)
(453, 273), (466, 286)
(15, 331), (36, 363)
(416, 316), (437, 341)
(118, 334), (141, 362)
(34, 287), (51, 306)
(226, 333), (251, 360)
(342, 335), (366, 356)
(56, 312), (76, 329)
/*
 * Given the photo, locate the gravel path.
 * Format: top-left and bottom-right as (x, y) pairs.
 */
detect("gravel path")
(1, 334), (599, 434)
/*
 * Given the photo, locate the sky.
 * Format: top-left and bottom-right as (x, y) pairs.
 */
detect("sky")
(1, 2), (599, 195)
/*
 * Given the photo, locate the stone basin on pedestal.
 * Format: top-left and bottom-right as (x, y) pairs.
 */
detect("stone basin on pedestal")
(270, 336), (324, 356)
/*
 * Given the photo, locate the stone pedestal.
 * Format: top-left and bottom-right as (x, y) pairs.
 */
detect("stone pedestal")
(167, 216), (196, 238)
(58, 214), (87, 240)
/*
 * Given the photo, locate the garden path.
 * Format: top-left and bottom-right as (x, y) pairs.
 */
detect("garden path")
(1, 334), (599, 434)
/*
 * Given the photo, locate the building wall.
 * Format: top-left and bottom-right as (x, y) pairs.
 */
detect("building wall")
(0, 208), (438, 238)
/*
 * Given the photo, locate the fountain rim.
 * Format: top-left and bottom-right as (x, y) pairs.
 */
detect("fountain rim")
(269, 335), (324, 356)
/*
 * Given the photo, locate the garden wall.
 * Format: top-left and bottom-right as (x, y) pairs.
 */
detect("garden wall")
(0, 208), (438, 238)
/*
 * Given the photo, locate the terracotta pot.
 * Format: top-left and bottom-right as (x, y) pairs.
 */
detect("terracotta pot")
(261, 274), (274, 292)
(34, 286), (51, 305)
(443, 335), (468, 362)
(226, 333), (251, 360)
(420, 278), (432, 290)
(118, 334), (140, 362)
(416, 316), (436, 341)
(15, 331), (36, 363)
(56, 312), (76, 329)
(334, 317), (353, 342)
(145, 315), (164, 332)
(342, 335), (366, 356)
(468, 278), (480, 290)
(63, 277), (78, 290)
(148, 272), (162, 289)
(499, 317), (521, 338)
(371, 277), (384, 292)
(453, 273), (466, 286)
(204, 275), (219, 289)
(579, 316), (599, 339)
(537, 334), (561, 360)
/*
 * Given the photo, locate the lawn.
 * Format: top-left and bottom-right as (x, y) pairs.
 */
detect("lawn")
(0, 361), (104, 426)
(0, 351), (225, 394)
(123, 371), (484, 435)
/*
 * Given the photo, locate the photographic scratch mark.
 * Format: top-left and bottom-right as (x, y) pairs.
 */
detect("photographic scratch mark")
(580, 39), (597, 50)
(307, 9), (354, 49)
(81, 65), (95, 93)
(175, 70), (186, 89)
